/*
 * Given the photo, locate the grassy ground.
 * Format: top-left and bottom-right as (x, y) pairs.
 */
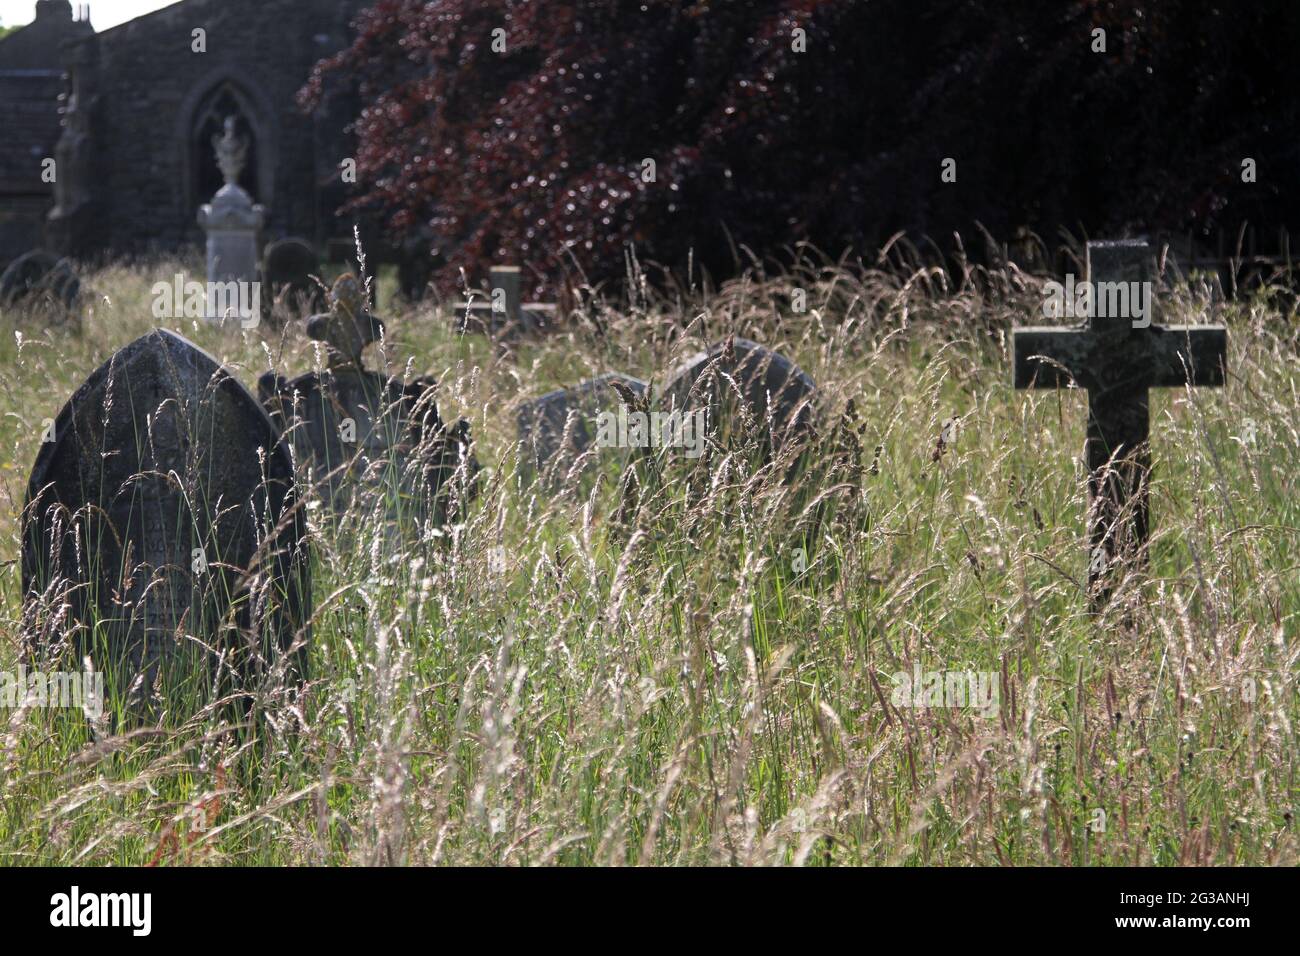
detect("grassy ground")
(0, 248), (1296, 865)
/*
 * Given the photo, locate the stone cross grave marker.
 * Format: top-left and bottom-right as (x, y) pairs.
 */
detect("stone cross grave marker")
(22, 329), (310, 713)
(259, 274), (478, 527)
(1013, 239), (1227, 602)
(452, 265), (557, 336)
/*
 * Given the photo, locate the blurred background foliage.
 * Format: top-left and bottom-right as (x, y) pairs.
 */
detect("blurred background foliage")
(302, 0), (1299, 297)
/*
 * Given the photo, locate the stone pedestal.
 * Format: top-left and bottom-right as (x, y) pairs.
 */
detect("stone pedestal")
(197, 182), (264, 325)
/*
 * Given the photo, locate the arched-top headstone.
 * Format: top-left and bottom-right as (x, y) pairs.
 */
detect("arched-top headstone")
(0, 249), (59, 308)
(516, 372), (648, 485)
(262, 237), (324, 322)
(40, 258), (82, 308)
(1, 251), (84, 333)
(657, 337), (816, 456)
(22, 329), (310, 709)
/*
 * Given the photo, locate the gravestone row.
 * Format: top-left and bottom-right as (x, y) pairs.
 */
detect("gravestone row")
(515, 336), (818, 486)
(21, 306), (811, 719)
(20, 237), (1227, 724)
(21, 272), (477, 720)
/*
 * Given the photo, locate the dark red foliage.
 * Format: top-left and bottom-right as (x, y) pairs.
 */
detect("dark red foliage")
(301, 0), (1298, 297)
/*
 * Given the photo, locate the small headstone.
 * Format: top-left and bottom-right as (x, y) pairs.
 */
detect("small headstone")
(197, 117), (265, 324)
(0, 250), (59, 308)
(22, 329), (310, 709)
(262, 237), (324, 323)
(657, 337), (817, 458)
(39, 258), (83, 310)
(0, 250), (83, 331)
(1013, 239), (1228, 604)
(259, 274), (478, 526)
(451, 265), (557, 336)
(516, 372), (648, 484)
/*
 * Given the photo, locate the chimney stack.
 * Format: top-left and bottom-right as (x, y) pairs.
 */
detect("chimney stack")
(35, 1), (74, 23)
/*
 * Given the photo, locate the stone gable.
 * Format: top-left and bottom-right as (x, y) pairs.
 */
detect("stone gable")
(0, 1), (93, 264)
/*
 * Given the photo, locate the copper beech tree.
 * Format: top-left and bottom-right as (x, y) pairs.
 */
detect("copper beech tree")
(301, 0), (1296, 298)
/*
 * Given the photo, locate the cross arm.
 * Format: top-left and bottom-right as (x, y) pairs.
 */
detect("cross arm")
(1014, 324), (1227, 391)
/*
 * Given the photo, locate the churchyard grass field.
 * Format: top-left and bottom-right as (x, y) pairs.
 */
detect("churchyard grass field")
(0, 248), (1296, 866)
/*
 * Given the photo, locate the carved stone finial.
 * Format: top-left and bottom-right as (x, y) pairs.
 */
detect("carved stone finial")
(305, 273), (384, 367)
(213, 116), (247, 186)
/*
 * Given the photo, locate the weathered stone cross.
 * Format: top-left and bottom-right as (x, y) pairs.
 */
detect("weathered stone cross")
(305, 272), (384, 368)
(1013, 239), (1228, 602)
(452, 265), (557, 335)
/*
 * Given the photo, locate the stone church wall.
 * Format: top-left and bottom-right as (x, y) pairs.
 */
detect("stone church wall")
(0, 1), (93, 267)
(60, 0), (367, 258)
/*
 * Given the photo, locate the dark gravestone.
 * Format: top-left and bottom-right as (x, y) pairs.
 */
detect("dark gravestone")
(259, 274), (477, 526)
(22, 330), (310, 709)
(516, 372), (648, 485)
(0, 250), (82, 332)
(0, 249), (58, 308)
(39, 258), (83, 310)
(658, 337), (817, 458)
(1013, 239), (1228, 604)
(397, 227), (437, 303)
(262, 237), (324, 325)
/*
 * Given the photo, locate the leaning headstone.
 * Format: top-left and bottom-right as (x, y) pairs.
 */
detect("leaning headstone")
(0, 249), (59, 308)
(262, 237), (324, 323)
(259, 274), (477, 527)
(516, 372), (648, 485)
(197, 117), (265, 325)
(1013, 238), (1228, 605)
(22, 329), (310, 713)
(657, 337), (817, 459)
(451, 265), (557, 336)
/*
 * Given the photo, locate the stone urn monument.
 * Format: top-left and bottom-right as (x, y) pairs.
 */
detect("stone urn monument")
(197, 116), (265, 325)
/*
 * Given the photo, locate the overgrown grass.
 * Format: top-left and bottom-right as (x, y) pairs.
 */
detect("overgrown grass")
(0, 248), (1296, 865)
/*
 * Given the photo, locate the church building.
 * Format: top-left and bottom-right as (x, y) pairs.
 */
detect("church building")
(0, 0), (370, 268)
